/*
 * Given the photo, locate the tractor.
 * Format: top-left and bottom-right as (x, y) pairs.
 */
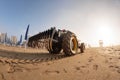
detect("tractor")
(27, 27), (85, 56)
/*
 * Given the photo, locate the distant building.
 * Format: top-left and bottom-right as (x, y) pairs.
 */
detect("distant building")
(0, 33), (7, 43)
(11, 36), (17, 45)
(0, 33), (1, 43)
(99, 40), (103, 47)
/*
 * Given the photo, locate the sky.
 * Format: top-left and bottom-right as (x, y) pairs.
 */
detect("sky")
(0, 0), (120, 47)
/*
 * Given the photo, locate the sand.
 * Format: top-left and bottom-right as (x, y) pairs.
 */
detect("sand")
(0, 45), (120, 80)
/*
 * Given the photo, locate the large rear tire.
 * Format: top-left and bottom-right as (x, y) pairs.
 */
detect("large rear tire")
(49, 43), (62, 54)
(48, 35), (62, 54)
(62, 31), (78, 56)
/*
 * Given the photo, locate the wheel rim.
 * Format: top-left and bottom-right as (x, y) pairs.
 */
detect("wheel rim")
(70, 37), (77, 54)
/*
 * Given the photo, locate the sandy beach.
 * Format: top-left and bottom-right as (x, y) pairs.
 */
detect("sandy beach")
(0, 45), (120, 80)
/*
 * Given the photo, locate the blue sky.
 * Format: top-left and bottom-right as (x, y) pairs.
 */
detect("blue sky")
(0, 0), (120, 46)
(0, 0), (63, 34)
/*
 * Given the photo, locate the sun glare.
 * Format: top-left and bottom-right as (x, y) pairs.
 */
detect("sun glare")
(97, 24), (114, 46)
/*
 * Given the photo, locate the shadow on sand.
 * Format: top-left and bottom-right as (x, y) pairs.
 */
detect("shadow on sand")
(0, 49), (68, 63)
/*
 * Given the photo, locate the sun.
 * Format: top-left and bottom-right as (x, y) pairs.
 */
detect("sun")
(97, 24), (114, 46)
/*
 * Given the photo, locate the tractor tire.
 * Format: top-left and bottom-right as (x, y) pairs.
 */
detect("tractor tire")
(49, 45), (62, 54)
(80, 43), (85, 53)
(48, 39), (62, 54)
(62, 31), (78, 56)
